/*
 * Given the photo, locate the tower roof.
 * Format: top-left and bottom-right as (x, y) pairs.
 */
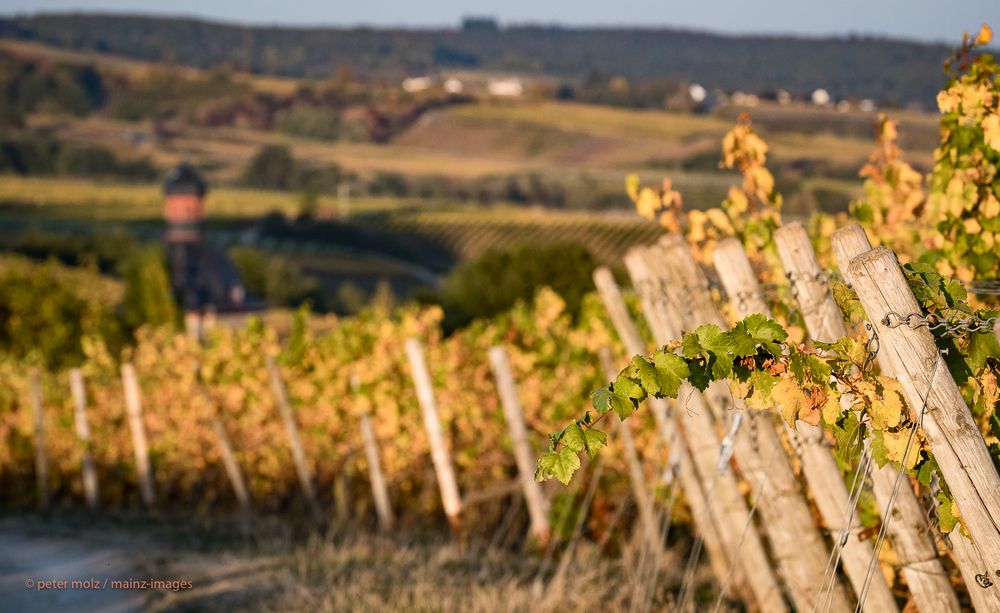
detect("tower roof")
(164, 163), (207, 197)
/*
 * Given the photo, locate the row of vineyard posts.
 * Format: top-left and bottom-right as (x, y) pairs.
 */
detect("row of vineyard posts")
(11, 222), (1000, 610)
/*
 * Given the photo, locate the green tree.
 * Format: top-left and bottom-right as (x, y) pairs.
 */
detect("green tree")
(121, 246), (179, 330)
(437, 243), (597, 330)
(242, 144), (297, 190)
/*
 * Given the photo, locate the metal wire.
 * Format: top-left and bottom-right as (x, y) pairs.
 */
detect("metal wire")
(853, 352), (943, 613)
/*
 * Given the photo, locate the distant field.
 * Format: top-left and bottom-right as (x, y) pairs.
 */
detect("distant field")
(0, 176), (407, 220)
(358, 207), (664, 265)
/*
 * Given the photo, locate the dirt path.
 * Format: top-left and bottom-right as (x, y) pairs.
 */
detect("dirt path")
(0, 529), (144, 613)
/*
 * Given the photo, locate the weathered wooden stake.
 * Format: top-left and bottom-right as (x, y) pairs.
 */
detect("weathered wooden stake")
(405, 338), (464, 531)
(596, 347), (660, 553)
(718, 234), (901, 613)
(120, 363), (155, 507)
(265, 356), (322, 521)
(69, 368), (99, 510)
(625, 248), (788, 612)
(654, 235), (849, 613)
(830, 223), (978, 612)
(359, 412), (394, 532)
(593, 266), (739, 590)
(488, 346), (551, 544)
(208, 414), (252, 514)
(842, 239), (1000, 606)
(30, 369), (49, 510)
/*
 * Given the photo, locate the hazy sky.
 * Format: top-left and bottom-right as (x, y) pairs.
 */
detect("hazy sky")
(0, 0), (997, 44)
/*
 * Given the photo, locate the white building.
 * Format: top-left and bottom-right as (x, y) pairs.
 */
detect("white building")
(487, 78), (524, 97)
(402, 76), (432, 93)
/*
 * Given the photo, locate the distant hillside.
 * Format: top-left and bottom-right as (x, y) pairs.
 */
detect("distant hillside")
(0, 13), (960, 106)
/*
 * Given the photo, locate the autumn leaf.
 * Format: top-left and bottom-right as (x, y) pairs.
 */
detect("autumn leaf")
(773, 377), (809, 425)
(882, 428), (922, 469)
(983, 113), (1000, 153)
(822, 389), (844, 425)
(868, 378), (906, 430)
(975, 23), (993, 46)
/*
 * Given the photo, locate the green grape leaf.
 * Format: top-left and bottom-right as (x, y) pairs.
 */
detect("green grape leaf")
(625, 355), (669, 397)
(833, 413), (865, 466)
(742, 313), (787, 356)
(936, 489), (961, 534)
(870, 431), (889, 468)
(535, 448), (582, 484)
(728, 320), (759, 357)
(591, 386), (632, 418)
(966, 327), (1000, 374)
(582, 428), (607, 459)
(681, 324), (733, 358)
(744, 369), (778, 409)
(788, 348), (832, 385)
(561, 422), (587, 453)
(916, 456), (940, 487)
(561, 422), (607, 459)
(651, 349), (691, 398)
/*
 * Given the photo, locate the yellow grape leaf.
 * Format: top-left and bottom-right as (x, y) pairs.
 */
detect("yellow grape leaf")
(869, 378), (905, 430)
(964, 218), (983, 234)
(688, 209), (708, 242)
(636, 187), (661, 220)
(748, 166), (775, 196)
(705, 207), (734, 233)
(726, 186), (749, 214)
(773, 378), (808, 425)
(937, 88), (961, 114)
(822, 389), (844, 424)
(984, 193), (1000, 218)
(976, 23), (994, 46)
(625, 173), (641, 201)
(983, 113), (1000, 153)
(883, 428), (921, 469)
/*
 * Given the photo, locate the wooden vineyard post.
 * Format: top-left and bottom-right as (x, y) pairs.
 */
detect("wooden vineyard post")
(355, 370), (395, 533)
(780, 222), (959, 613)
(715, 235), (901, 613)
(120, 363), (155, 508)
(359, 412), (394, 532)
(593, 267), (737, 580)
(623, 249), (788, 613)
(596, 347), (660, 553)
(193, 371), (252, 516)
(208, 416), (252, 515)
(265, 356), (322, 522)
(488, 346), (551, 545)
(841, 239), (1000, 605)
(29, 369), (49, 510)
(69, 368), (99, 510)
(651, 235), (850, 613)
(405, 338), (464, 532)
(832, 223), (989, 612)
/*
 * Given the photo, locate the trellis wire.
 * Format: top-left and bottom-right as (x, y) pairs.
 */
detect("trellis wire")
(853, 351), (943, 613)
(813, 445), (874, 613)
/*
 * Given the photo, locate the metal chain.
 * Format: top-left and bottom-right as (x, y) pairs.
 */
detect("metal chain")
(882, 311), (1000, 337)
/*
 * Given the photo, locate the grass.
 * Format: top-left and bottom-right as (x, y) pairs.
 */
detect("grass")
(2, 512), (729, 612)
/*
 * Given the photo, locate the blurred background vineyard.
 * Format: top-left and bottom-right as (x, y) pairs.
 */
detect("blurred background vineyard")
(1, 4), (998, 612)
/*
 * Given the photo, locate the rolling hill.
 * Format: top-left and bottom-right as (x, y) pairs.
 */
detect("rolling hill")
(0, 13), (966, 106)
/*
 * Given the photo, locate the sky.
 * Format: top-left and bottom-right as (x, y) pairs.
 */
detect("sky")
(0, 0), (996, 44)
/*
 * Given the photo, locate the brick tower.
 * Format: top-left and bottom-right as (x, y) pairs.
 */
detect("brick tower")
(161, 163), (262, 335)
